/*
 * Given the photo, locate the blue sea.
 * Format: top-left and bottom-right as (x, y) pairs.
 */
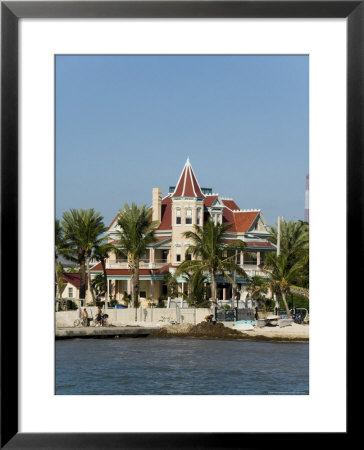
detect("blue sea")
(56, 338), (309, 395)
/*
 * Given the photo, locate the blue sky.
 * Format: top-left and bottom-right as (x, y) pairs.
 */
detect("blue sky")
(56, 55), (308, 227)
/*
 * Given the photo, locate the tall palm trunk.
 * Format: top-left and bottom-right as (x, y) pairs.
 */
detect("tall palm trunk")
(86, 253), (95, 305)
(129, 254), (139, 321)
(281, 291), (291, 317)
(55, 262), (64, 299)
(210, 271), (217, 307)
(100, 258), (108, 306)
(79, 262), (86, 304)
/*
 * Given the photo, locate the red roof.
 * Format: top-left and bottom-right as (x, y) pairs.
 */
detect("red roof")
(221, 207), (236, 231)
(157, 196), (172, 230)
(90, 262), (103, 271)
(204, 195), (218, 207)
(222, 199), (240, 211)
(233, 211), (259, 232)
(62, 273), (88, 288)
(171, 158), (204, 198)
(204, 196), (240, 211)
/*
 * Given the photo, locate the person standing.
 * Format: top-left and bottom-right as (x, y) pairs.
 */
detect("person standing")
(96, 306), (103, 326)
(82, 308), (88, 326)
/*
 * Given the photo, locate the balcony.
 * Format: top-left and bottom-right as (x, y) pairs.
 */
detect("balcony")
(241, 263), (268, 278)
(106, 258), (168, 270)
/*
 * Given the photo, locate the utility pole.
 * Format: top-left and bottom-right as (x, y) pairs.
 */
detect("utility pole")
(275, 216), (281, 314)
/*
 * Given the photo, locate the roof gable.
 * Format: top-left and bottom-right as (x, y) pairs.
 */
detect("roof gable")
(62, 272), (88, 288)
(171, 158), (204, 198)
(233, 211), (260, 232)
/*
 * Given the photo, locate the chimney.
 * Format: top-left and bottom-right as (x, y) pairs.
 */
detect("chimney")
(152, 188), (162, 223)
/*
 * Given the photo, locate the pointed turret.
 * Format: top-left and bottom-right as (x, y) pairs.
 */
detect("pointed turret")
(171, 158), (204, 198)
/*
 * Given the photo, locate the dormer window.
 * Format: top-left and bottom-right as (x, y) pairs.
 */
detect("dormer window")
(185, 208), (192, 225)
(212, 213), (222, 225)
(176, 208), (181, 225)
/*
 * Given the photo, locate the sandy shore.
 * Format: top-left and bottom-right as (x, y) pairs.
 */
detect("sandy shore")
(152, 322), (309, 342)
(230, 322), (309, 341)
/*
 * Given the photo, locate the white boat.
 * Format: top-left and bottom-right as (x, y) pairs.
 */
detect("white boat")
(233, 320), (255, 331)
(265, 315), (280, 326)
(277, 318), (294, 327)
(234, 323), (255, 331)
(256, 319), (267, 328)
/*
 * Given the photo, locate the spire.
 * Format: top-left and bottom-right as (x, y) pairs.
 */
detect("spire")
(171, 158), (204, 198)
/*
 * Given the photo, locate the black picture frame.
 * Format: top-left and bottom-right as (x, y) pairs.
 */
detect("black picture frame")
(1, 1), (354, 448)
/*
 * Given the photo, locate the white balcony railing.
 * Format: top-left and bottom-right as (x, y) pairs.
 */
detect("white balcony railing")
(106, 259), (168, 270)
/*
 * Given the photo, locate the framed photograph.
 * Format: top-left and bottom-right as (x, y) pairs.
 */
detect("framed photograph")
(1, 1), (355, 447)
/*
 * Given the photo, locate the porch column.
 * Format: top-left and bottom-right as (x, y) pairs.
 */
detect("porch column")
(240, 251), (244, 265)
(127, 279), (131, 295)
(223, 287), (227, 300)
(149, 248), (155, 263)
(257, 252), (261, 266)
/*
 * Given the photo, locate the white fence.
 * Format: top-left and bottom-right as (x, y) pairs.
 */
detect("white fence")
(55, 307), (213, 328)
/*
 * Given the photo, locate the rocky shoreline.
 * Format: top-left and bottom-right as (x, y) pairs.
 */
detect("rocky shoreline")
(149, 321), (309, 342)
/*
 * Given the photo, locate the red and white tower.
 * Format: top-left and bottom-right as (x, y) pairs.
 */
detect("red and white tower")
(304, 174), (309, 223)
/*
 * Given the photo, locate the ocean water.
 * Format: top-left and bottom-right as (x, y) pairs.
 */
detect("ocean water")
(56, 338), (309, 395)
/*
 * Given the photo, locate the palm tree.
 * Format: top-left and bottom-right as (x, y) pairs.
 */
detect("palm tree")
(268, 219), (309, 268)
(91, 273), (106, 298)
(264, 253), (308, 317)
(176, 219), (248, 309)
(268, 218), (309, 294)
(93, 242), (118, 306)
(55, 219), (70, 298)
(55, 261), (64, 299)
(61, 209), (106, 305)
(116, 203), (159, 316)
(163, 272), (179, 299)
(246, 275), (268, 309)
(181, 269), (209, 308)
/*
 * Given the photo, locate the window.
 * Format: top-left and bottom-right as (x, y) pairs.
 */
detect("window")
(244, 253), (257, 265)
(68, 287), (74, 298)
(197, 208), (201, 225)
(176, 247), (181, 262)
(185, 254), (191, 261)
(185, 208), (192, 224)
(260, 252), (265, 265)
(176, 208), (181, 224)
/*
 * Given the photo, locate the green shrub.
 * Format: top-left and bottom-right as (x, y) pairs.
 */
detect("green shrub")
(220, 304), (231, 310)
(66, 300), (78, 310)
